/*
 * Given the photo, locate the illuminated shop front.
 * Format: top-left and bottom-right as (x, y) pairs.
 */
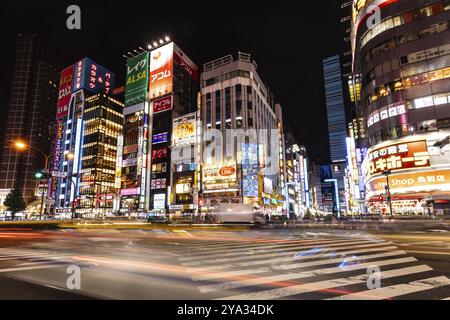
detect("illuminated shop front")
(364, 133), (450, 214)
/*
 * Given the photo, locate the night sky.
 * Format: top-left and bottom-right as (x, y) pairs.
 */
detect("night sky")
(0, 0), (348, 162)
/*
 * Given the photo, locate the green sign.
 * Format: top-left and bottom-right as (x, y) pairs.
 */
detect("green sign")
(125, 52), (149, 106)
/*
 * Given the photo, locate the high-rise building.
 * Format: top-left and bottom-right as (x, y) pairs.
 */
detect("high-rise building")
(0, 34), (59, 206)
(323, 55), (348, 163)
(50, 58), (120, 217)
(322, 55), (349, 214)
(119, 41), (199, 214)
(352, 0), (450, 215)
(200, 52), (284, 211)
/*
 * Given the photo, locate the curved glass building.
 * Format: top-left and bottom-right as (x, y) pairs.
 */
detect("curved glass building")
(352, 0), (450, 215)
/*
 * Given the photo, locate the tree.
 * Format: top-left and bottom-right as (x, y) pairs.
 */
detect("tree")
(4, 182), (26, 220)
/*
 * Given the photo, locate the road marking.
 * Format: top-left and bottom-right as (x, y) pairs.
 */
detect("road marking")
(186, 245), (397, 273)
(180, 238), (356, 258)
(217, 265), (432, 300)
(234, 244), (398, 268)
(329, 276), (450, 300)
(0, 264), (63, 273)
(199, 256), (417, 294)
(182, 240), (380, 265)
(190, 250), (407, 282)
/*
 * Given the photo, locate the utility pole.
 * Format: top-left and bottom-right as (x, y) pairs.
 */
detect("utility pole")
(382, 170), (393, 217)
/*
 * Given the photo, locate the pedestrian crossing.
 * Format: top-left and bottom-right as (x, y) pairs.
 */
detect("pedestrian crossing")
(178, 234), (450, 300)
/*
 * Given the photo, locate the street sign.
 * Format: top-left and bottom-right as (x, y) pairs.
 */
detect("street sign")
(52, 171), (67, 178)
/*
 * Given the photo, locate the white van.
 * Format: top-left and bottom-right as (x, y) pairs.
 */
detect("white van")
(212, 203), (266, 225)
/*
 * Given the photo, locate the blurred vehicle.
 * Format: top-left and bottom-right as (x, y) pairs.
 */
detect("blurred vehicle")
(147, 216), (171, 224)
(267, 215), (289, 224)
(212, 204), (266, 225)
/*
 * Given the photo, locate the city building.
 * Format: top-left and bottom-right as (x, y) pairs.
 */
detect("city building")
(352, 0), (450, 215)
(50, 58), (119, 217)
(284, 125), (313, 218)
(0, 34), (59, 207)
(322, 55), (349, 214)
(200, 52), (284, 213)
(119, 41), (199, 214)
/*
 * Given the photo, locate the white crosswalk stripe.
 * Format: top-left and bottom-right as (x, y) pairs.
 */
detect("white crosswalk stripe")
(190, 250), (407, 282)
(328, 276), (450, 300)
(182, 240), (379, 265)
(179, 236), (449, 300)
(218, 265), (433, 300)
(186, 245), (397, 274)
(179, 238), (356, 259)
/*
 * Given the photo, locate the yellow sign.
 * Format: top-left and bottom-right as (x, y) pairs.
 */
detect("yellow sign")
(367, 169), (450, 194)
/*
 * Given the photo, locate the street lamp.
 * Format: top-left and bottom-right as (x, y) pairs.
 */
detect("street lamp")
(13, 139), (53, 220)
(382, 170), (394, 217)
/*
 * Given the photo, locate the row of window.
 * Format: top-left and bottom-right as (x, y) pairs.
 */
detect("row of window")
(202, 70), (250, 87)
(360, 1), (449, 49)
(363, 20), (449, 66)
(367, 91), (450, 129)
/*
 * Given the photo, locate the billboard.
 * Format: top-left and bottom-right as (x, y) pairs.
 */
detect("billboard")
(364, 140), (430, 177)
(172, 113), (196, 148)
(152, 132), (168, 145)
(73, 58), (115, 94)
(50, 120), (64, 197)
(149, 42), (173, 100)
(367, 169), (450, 194)
(153, 95), (173, 114)
(203, 163), (237, 183)
(56, 65), (74, 119)
(173, 43), (199, 81)
(125, 52), (149, 106)
(242, 143), (259, 198)
(153, 193), (166, 210)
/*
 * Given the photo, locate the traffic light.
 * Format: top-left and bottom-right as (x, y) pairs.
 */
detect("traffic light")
(35, 172), (44, 179)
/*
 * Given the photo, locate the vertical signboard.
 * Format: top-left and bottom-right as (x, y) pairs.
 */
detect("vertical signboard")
(50, 120), (64, 198)
(125, 52), (149, 106)
(57, 65), (74, 119)
(115, 135), (124, 189)
(242, 143), (259, 197)
(149, 42), (174, 100)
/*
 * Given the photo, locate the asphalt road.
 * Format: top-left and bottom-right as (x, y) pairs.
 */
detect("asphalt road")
(0, 226), (449, 300)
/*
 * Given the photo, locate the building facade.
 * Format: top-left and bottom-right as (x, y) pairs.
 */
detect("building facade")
(0, 34), (59, 206)
(200, 52), (284, 212)
(322, 55), (349, 214)
(119, 41), (199, 214)
(51, 58), (119, 217)
(352, 0), (450, 215)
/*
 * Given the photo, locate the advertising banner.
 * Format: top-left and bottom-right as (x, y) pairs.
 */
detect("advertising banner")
(203, 163), (237, 183)
(242, 143), (259, 197)
(115, 135), (124, 189)
(149, 42), (173, 100)
(121, 188), (140, 196)
(153, 95), (173, 114)
(153, 193), (166, 210)
(50, 120), (64, 197)
(73, 58), (115, 94)
(172, 113), (196, 148)
(364, 140), (430, 177)
(367, 169), (450, 194)
(57, 65), (74, 119)
(174, 43), (199, 81)
(152, 132), (168, 145)
(125, 52), (149, 106)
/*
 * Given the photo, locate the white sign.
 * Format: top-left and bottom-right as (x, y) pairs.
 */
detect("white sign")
(52, 171), (67, 178)
(153, 194), (166, 210)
